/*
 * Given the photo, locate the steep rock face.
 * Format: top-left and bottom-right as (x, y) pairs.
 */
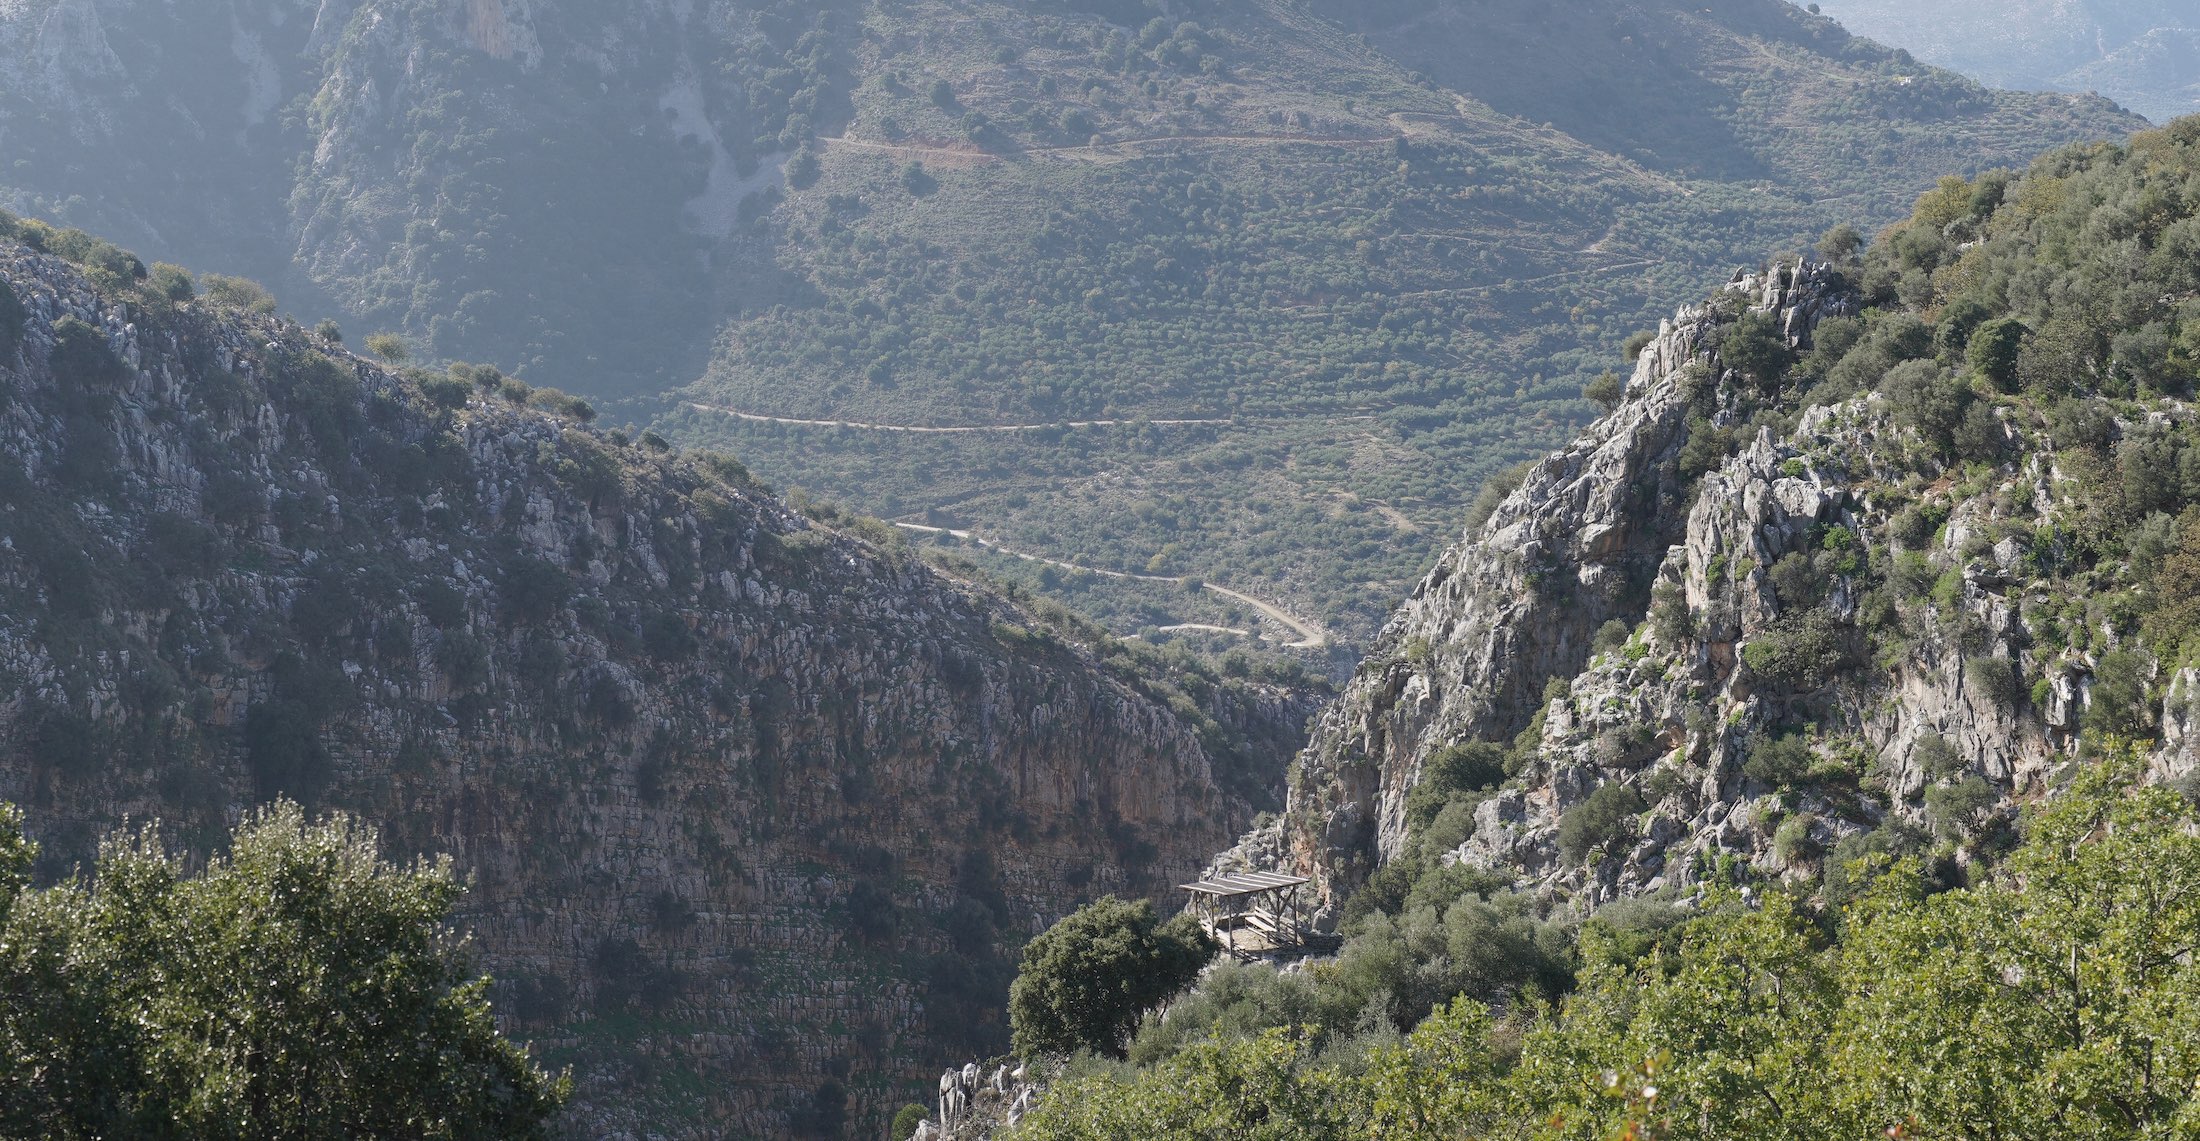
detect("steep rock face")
(1267, 250), (2200, 913)
(1267, 263), (1854, 912)
(1458, 394), (2056, 901)
(0, 246), (1289, 1136)
(0, 0), (798, 393)
(286, 0), (783, 387)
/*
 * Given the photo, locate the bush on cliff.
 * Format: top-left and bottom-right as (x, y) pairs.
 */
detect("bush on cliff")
(1557, 782), (1645, 865)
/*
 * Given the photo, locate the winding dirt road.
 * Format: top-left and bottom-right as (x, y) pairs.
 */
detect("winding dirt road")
(686, 403), (1239, 433)
(818, 131), (1393, 165)
(895, 523), (1329, 650)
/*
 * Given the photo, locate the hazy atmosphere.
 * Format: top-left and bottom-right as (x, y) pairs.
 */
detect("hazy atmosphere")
(3, 1), (2200, 1137)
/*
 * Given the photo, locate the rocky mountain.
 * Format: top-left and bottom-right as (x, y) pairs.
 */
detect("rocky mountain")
(1249, 115), (2200, 920)
(0, 224), (1314, 1137)
(0, 0), (2146, 649)
(1814, 0), (2200, 124)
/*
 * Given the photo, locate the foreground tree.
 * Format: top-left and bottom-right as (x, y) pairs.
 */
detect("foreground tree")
(0, 800), (568, 1139)
(1009, 896), (1215, 1058)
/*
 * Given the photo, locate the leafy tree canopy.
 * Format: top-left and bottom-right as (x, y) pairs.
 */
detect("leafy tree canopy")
(1008, 895), (1215, 1058)
(0, 800), (568, 1139)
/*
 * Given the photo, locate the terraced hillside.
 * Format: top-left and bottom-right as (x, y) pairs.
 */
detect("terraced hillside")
(668, 0), (2142, 645)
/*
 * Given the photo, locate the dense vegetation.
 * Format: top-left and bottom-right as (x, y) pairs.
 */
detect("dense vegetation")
(1010, 755), (2200, 1139)
(998, 112), (2200, 1138)
(0, 800), (567, 1138)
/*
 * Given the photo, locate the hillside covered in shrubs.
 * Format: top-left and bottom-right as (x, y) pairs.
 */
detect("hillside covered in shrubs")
(1003, 113), (2200, 1139)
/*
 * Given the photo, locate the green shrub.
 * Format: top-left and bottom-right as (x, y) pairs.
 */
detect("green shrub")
(1406, 741), (1505, 830)
(1815, 222), (1863, 264)
(46, 228), (146, 281)
(1741, 610), (1851, 690)
(1913, 734), (1963, 782)
(500, 556), (569, 625)
(2086, 649), (2156, 739)
(1649, 581), (1694, 644)
(1924, 774), (1996, 840)
(0, 278), (21, 359)
(1772, 813), (1820, 866)
(1934, 296), (1992, 360)
(0, 802), (568, 1134)
(1462, 460), (1532, 532)
(785, 146), (821, 189)
(1677, 417), (1736, 481)
(1965, 654), (2021, 709)
(1558, 782), (1645, 865)
(200, 274), (277, 314)
(1882, 358), (1966, 455)
(900, 162), (937, 197)
(418, 374), (472, 410)
(641, 611), (696, 661)
(48, 315), (127, 390)
(1418, 798), (1480, 859)
(1889, 501), (1947, 548)
(526, 386), (596, 422)
(1583, 370), (1624, 411)
(363, 333), (411, 363)
(1743, 732), (1813, 788)
(1715, 308), (1795, 391)
(1768, 552), (1824, 608)
(1009, 896), (1214, 1058)
(1966, 315), (2027, 391)
(146, 262), (194, 302)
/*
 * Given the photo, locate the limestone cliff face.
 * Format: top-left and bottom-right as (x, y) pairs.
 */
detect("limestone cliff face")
(0, 0), (783, 393)
(1263, 263), (1855, 912)
(1264, 254), (2200, 914)
(1458, 394), (2048, 902)
(0, 245), (1293, 1136)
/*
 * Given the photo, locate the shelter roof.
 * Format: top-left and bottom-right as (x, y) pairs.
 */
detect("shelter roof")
(1177, 871), (1309, 898)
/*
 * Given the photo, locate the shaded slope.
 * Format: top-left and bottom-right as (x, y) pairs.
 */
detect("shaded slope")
(0, 236), (1310, 1137)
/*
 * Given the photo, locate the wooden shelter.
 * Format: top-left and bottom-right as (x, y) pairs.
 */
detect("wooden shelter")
(1178, 870), (1313, 958)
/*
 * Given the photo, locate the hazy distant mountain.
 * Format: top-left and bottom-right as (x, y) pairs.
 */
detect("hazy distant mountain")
(1813, 0), (2200, 122)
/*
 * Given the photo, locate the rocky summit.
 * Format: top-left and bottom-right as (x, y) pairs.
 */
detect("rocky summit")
(1255, 261), (1859, 910)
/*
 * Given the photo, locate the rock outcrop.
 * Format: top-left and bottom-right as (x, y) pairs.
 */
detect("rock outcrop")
(0, 245), (1303, 1137)
(1265, 262), (1855, 914)
(1260, 252), (2200, 916)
